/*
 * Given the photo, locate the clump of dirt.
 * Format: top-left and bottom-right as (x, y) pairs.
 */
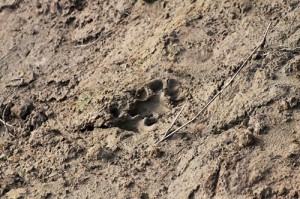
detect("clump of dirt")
(0, 0), (299, 198)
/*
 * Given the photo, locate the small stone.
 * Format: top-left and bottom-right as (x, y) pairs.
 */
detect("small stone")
(253, 122), (267, 135)
(238, 131), (256, 148)
(286, 143), (300, 158)
(20, 48), (31, 58)
(287, 97), (298, 108)
(248, 169), (265, 185)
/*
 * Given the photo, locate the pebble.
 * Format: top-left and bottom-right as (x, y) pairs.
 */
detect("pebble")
(238, 131), (256, 148)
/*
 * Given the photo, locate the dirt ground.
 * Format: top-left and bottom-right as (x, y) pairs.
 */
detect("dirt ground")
(0, 0), (299, 198)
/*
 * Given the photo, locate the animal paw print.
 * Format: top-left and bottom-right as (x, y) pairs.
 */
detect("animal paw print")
(108, 78), (182, 132)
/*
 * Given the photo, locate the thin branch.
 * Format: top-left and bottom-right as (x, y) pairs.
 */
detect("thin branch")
(0, 119), (14, 128)
(74, 37), (102, 48)
(0, 118), (15, 137)
(164, 103), (187, 138)
(0, 78), (23, 137)
(2, 104), (9, 123)
(156, 103), (186, 144)
(1, 103), (16, 135)
(156, 22), (271, 144)
(278, 46), (300, 52)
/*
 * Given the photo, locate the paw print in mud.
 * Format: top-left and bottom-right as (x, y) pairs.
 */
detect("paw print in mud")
(107, 79), (183, 132)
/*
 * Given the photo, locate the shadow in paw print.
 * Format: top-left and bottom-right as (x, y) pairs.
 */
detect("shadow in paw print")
(165, 78), (181, 105)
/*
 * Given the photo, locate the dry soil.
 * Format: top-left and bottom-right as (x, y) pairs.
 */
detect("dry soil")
(0, 0), (299, 198)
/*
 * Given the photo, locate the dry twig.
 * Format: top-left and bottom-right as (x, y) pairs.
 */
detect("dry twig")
(0, 78), (23, 136)
(156, 22), (271, 144)
(156, 103), (186, 144)
(278, 46), (300, 53)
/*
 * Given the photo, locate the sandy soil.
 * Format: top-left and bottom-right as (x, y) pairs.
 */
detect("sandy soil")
(0, 0), (299, 198)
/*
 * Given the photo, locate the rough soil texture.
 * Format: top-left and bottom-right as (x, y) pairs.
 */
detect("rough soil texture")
(0, 0), (300, 198)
